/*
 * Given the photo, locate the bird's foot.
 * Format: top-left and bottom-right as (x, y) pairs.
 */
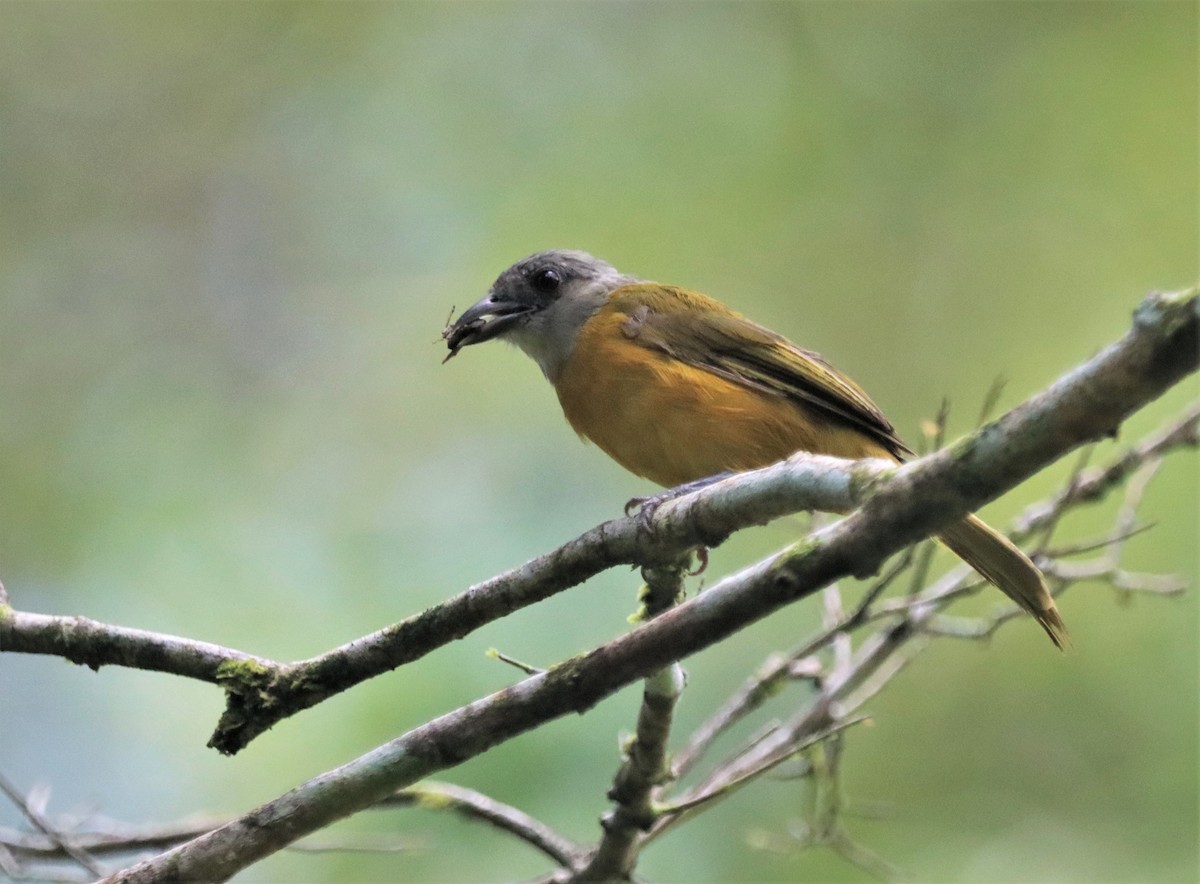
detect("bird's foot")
(623, 472), (734, 530)
(624, 490), (673, 524)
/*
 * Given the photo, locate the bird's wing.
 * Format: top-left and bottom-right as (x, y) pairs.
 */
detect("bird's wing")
(612, 284), (912, 459)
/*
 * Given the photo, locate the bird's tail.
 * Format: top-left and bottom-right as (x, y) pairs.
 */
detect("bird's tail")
(938, 514), (1069, 650)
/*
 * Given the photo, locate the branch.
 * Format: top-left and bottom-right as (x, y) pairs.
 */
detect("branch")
(30, 325), (1183, 756)
(100, 289), (1197, 882)
(575, 561), (690, 881)
(0, 612), (265, 682)
(1, 428), (887, 758)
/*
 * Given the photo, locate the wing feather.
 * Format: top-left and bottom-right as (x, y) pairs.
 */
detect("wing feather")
(611, 284), (912, 459)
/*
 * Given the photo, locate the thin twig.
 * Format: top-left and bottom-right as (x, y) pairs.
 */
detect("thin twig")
(488, 648), (546, 676)
(1045, 521), (1157, 558)
(670, 547), (916, 783)
(0, 775), (105, 878)
(976, 376), (1008, 427)
(2, 785), (569, 871)
(0, 819), (220, 861)
(381, 781), (579, 868)
(653, 619), (922, 845)
(1017, 402), (1200, 537)
(1031, 446), (1096, 555)
(655, 717), (869, 821)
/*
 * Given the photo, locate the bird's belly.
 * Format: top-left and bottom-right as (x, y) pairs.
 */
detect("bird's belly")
(555, 325), (888, 488)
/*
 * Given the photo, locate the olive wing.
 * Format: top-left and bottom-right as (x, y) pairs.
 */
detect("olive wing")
(611, 284), (912, 459)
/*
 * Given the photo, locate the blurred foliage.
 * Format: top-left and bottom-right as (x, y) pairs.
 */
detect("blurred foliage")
(0, 3), (1195, 881)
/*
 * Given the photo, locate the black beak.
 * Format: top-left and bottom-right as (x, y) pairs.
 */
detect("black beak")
(442, 294), (534, 362)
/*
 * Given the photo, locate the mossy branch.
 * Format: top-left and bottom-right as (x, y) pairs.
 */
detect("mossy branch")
(86, 290), (1196, 881)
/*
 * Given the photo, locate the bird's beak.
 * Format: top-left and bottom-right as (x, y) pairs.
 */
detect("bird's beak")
(442, 294), (535, 362)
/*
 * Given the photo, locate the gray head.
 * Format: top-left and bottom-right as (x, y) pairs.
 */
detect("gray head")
(443, 250), (638, 381)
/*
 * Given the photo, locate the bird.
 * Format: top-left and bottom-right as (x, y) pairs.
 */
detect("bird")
(442, 249), (1067, 648)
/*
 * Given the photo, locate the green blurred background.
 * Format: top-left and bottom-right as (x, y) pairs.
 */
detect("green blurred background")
(1, 3), (1196, 881)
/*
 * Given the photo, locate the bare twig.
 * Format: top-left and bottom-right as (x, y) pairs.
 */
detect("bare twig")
(976, 376), (1009, 427)
(0, 775), (105, 878)
(670, 546), (916, 783)
(0, 818), (221, 861)
(2, 784), (563, 870)
(650, 617), (932, 846)
(801, 734), (903, 880)
(656, 717), (869, 822)
(488, 648), (547, 676)
(1017, 401), (1200, 537)
(1045, 521), (1157, 558)
(382, 781), (579, 867)
(1031, 446), (1096, 555)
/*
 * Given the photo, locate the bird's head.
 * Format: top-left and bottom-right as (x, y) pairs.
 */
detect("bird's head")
(443, 250), (635, 381)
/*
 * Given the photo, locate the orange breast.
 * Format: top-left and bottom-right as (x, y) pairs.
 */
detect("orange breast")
(554, 304), (893, 488)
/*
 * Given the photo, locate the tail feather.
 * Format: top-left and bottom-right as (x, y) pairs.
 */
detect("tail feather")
(939, 514), (1069, 650)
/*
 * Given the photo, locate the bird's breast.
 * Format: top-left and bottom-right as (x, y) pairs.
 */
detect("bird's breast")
(554, 306), (890, 487)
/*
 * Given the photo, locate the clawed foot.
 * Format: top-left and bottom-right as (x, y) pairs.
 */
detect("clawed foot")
(623, 472), (734, 529)
(624, 489), (680, 526)
(624, 479), (717, 579)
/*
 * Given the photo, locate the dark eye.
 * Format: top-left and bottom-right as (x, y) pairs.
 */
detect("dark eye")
(530, 267), (562, 294)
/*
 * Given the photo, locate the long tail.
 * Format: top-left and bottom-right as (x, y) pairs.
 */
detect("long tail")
(938, 514), (1069, 650)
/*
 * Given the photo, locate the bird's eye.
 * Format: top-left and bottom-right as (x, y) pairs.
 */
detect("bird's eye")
(530, 267), (562, 294)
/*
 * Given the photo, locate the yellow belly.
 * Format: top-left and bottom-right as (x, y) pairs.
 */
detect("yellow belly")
(555, 308), (893, 488)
